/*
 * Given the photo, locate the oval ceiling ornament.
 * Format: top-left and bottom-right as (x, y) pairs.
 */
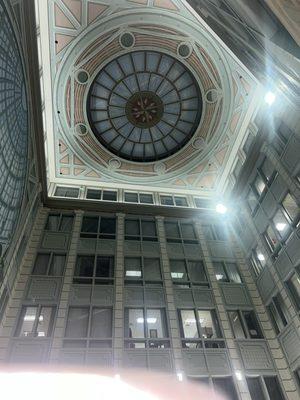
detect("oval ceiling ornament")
(119, 31), (135, 49)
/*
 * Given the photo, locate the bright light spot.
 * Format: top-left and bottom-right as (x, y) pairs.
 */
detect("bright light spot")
(126, 271), (141, 277)
(137, 318), (157, 324)
(257, 253), (265, 261)
(185, 319), (196, 324)
(264, 91), (276, 105)
(216, 274), (224, 281)
(216, 203), (227, 214)
(235, 371), (243, 381)
(114, 374), (121, 380)
(275, 223), (286, 232)
(171, 272), (184, 279)
(177, 372), (184, 382)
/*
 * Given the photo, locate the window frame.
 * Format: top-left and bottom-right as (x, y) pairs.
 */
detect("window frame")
(285, 269), (300, 312)
(32, 252), (66, 277)
(124, 218), (158, 241)
(267, 293), (289, 335)
(85, 188), (118, 202)
(54, 186), (80, 198)
(124, 191), (154, 205)
(160, 194), (189, 207)
(124, 256), (163, 286)
(74, 254), (115, 285)
(164, 220), (198, 244)
(228, 310), (264, 340)
(15, 305), (56, 338)
(246, 375), (285, 400)
(170, 258), (209, 288)
(80, 215), (117, 239)
(213, 261), (242, 284)
(45, 213), (74, 232)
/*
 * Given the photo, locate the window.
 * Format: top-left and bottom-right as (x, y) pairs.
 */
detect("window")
(15, 306), (55, 337)
(165, 221), (197, 243)
(282, 192), (299, 223)
(124, 192), (153, 204)
(253, 174), (266, 197)
(229, 310), (263, 339)
(194, 198), (211, 209)
(74, 255), (114, 284)
(170, 259), (208, 287)
(65, 307), (112, 347)
(213, 262), (242, 283)
(80, 216), (116, 239)
(54, 186), (79, 198)
(202, 224), (228, 241)
(32, 253), (66, 276)
(250, 246), (267, 276)
(267, 293), (289, 334)
(86, 189), (117, 201)
(247, 376), (285, 400)
(259, 158), (276, 184)
(125, 218), (157, 241)
(286, 270), (300, 311)
(160, 195), (188, 207)
(124, 308), (169, 348)
(272, 121), (290, 156)
(272, 209), (291, 239)
(247, 189), (258, 213)
(124, 257), (162, 285)
(212, 377), (238, 400)
(178, 309), (223, 348)
(45, 213), (74, 232)
(264, 225), (280, 252)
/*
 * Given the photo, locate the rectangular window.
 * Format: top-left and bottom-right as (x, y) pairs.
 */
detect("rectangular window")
(90, 308), (112, 338)
(124, 192), (139, 203)
(102, 190), (117, 201)
(267, 293), (289, 335)
(253, 175), (266, 197)
(194, 198), (211, 209)
(170, 259), (208, 287)
(139, 193), (153, 204)
(212, 377), (238, 400)
(86, 189), (102, 200)
(80, 216), (116, 239)
(174, 196), (188, 207)
(15, 306), (55, 337)
(125, 192), (154, 204)
(160, 195), (188, 207)
(54, 186), (79, 198)
(125, 218), (157, 241)
(160, 195), (174, 206)
(260, 158), (275, 183)
(229, 310), (263, 339)
(264, 225), (280, 252)
(125, 257), (162, 285)
(65, 307), (89, 338)
(32, 253), (66, 276)
(282, 192), (299, 223)
(273, 209), (291, 239)
(247, 189), (258, 213)
(46, 213), (74, 232)
(213, 262), (242, 283)
(246, 377), (265, 400)
(74, 255), (114, 284)
(264, 376), (285, 400)
(286, 271), (300, 311)
(165, 221), (198, 244)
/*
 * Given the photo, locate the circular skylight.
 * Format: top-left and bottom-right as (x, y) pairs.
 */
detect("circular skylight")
(87, 51), (202, 162)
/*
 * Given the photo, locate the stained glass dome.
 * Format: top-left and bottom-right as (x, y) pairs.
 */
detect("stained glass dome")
(87, 51), (202, 162)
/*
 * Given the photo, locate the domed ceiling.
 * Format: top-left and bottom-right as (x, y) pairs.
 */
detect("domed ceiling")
(36, 0), (261, 197)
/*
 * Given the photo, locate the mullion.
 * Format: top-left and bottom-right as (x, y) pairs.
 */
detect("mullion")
(32, 305), (42, 337)
(222, 262), (231, 282)
(86, 305), (93, 341)
(196, 309), (203, 340)
(47, 252), (54, 276)
(97, 216), (101, 237)
(240, 311), (250, 339)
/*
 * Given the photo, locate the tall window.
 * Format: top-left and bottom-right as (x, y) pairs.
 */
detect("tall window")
(32, 253), (66, 276)
(178, 309), (223, 348)
(74, 255), (114, 284)
(247, 376), (285, 400)
(212, 377), (238, 400)
(160, 195), (188, 207)
(267, 293), (289, 335)
(202, 224), (228, 241)
(124, 257), (162, 285)
(213, 261), (242, 283)
(86, 189), (117, 201)
(65, 307), (112, 347)
(124, 308), (169, 348)
(249, 246), (267, 276)
(125, 218), (157, 241)
(228, 310), (263, 339)
(45, 213), (74, 232)
(164, 221), (198, 244)
(80, 216), (116, 239)
(286, 270), (300, 311)
(281, 192), (299, 224)
(15, 306), (55, 337)
(170, 259), (208, 287)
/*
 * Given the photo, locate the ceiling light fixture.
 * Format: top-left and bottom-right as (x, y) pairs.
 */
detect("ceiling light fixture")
(264, 91), (276, 105)
(216, 203), (227, 214)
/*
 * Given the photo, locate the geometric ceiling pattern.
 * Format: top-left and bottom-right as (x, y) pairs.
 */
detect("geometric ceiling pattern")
(37, 0), (261, 197)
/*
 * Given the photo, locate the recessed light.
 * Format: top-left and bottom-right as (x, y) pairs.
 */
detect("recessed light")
(257, 253), (265, 261)
(275, 223), (286, 231)
(216, 203), (227, 214)
(264, 91), (276, 105)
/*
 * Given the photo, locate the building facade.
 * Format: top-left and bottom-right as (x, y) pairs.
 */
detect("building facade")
(0, 1), (299, 400)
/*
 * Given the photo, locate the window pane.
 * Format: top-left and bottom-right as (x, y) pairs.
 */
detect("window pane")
(170, 260), (187, 281)
(91, 308), (112, 338)
(174, 196), (188, 206)
(273, 294), (288, 327)
(267, 303), (281, 335)
(16, 307), (38, 337)
(55, 187), (79, 198)
(194, 198), (210, 209)
(164, 222), (180, 238)
(181, 223), (196, 240)
(213, 224), (226, 241)
(147, 309), (168, 338)
(180, 310), (198, 338)
(102, 190), (117, 201)
(60, 216), (74, 232)
(46, 214), (60, 231)
(247, 189), (258, 212)
(246, 377), (265, 400)
(96, 256), (114, 278)
(243, 311), (263, 338)
(229, 311), (246, 339)
(75, 256), (94, 277)
(226, 263), (242, 283)
(255, 246), (266, 268)
(86, 189), (102, 200)
(188, 260), (207, 282)
(261, 158), (275, 182)
(65, 308), (89, 337)
(198, 310), (221, 338)
(139, 193), (153, 204)
(282, 193), (298, 222)
(144, 258), (161, 281)
(141, 220), (156, 237)
(100, 217), (116, 234)
(264, 376), (285, 400)
(49, 255), (66, 276)
(287, 273), (300, 310)
(125, 257), (142, 279)
(125, 192), (138, 203)
(125, 219), (140, 236)
(125, 309), (145, 338)
(265, 225), (279, 251)
(32, 254), (50, 275)
(212, 377), (238, 400)
(37, 307), (54, 337)
(81, 216), (98, 233)
(202, 225), (214, 240)
(253, 175), (266, 196)
(161, 195), (174, 205)
(273, 210), (290, 238)
(214, 262), (228, 282)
